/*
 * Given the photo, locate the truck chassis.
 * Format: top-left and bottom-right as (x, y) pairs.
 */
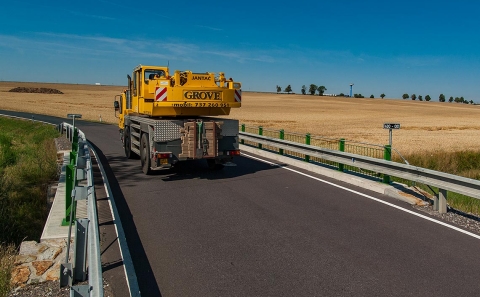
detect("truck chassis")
(122, 115), (239, 174)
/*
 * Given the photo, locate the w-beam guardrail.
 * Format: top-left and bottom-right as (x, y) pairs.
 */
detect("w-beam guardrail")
(240, 124), (409, 183)
(239, 132), (480, 214)
(57, 122), (103, 297)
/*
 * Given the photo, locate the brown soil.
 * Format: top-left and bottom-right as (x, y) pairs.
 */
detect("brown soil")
(9, 87), (63, 94)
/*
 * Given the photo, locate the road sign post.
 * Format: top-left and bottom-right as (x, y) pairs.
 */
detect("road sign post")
(383, 123), (400, 148)
(382, 123), (400, 184)
(67, 114), (82, 136)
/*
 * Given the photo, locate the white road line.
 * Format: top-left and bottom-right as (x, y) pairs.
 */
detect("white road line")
(0, 113), (53, 125)
(89, 143), (141, 297)
(243, 153), (480, 240)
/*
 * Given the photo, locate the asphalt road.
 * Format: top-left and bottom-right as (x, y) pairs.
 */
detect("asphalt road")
(2, 110), (480, 297)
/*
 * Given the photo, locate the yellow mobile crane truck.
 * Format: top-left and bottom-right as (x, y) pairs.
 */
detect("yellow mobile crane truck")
(114, 65), (242, 174)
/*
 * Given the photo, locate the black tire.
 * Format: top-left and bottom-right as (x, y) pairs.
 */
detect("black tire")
(207, 159), (224, 170)
(140, 133), (152, 175)
(124, 126), (134, 159)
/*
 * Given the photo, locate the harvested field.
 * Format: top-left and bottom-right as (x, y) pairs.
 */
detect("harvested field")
(0, 81), (479, 155)
(0, 81), (124, 124)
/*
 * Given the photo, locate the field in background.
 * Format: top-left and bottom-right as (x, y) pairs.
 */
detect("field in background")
(1, 82), (479, 214)
(0, 81), (124, 124)
(1, 81), (480, 156)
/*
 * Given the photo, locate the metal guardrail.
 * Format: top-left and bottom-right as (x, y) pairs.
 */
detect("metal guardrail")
(239, 132), (480, 213)
(0, 113), (137, 297)
(240, 124), (410, 180)
(58, 122), (103, 297)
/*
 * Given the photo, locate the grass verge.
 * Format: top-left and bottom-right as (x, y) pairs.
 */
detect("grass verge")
(0, 117), (59, 244)
(396, 150), (480, 215)
(0, 117), (59, 294)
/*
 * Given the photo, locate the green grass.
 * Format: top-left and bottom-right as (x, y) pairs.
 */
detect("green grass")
(396, 150), (480, 215)
(0, 117), (59, 295)
(0, 117), (59, 245)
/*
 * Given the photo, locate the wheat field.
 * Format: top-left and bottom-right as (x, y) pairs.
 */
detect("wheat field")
(0, 81), (479, 155)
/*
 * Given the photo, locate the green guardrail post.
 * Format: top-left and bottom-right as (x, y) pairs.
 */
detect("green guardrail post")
(62, 163), (76, 226)
(338, 138), (345, 172)
(305, 133), (311, 162)
(279, 129), (284, 155)
(383, 145), (391, 184)
(258, 126), (263, 149)
(70, 151), (77, 166)
(241, 124), (245, 144)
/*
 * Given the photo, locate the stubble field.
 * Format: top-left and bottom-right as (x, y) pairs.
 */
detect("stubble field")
(1, 81), (479, 156)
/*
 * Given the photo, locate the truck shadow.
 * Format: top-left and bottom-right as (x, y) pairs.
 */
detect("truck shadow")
(158, 156), (283, 182)
(105, 155), (283, 185)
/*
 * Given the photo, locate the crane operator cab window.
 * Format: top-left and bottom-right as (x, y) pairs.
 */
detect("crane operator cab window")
(145, 70), (165, 84)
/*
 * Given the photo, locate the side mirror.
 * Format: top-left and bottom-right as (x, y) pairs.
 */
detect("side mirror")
(114, 101), (119, 111)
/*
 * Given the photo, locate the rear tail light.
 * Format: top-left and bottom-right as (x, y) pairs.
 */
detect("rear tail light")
(157, 153), (172, 158)
(226, 150), (240, 156)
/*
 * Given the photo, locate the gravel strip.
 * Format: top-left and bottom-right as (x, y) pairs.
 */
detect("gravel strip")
(412, 203), (480, 235)
(8, 278), (114, 297)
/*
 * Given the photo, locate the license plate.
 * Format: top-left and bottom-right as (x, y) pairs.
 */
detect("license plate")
(160, 158), (168, 165)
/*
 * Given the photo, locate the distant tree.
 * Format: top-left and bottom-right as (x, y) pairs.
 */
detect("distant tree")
(463, 100), (469, 104)
(338, 92), (345, 96)
(301, 85), (307, 95)
(276, 85), (281, 93)
(317, 85), (327, 96)
(284, 85), (292, 94)
(380, 93), (386, 99)
(402, 93), (409, 99)
(418, 95), (423, 101)
(449, 96), (454, 103)
(309, 84), (317, 95)
(439, 93), (445, 102)
(425, 95), (431, 101)
(470, 100), (474, 104)
(370, 94), (374, 98)
(411, 94), (416, 100)
(354, 94), (365, 98)
(460, 96), (465, 103)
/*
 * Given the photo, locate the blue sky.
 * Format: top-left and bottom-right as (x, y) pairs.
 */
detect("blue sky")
(1, 0), (479, 101)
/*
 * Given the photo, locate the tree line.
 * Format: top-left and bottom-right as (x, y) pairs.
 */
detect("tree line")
(276, 84), (327, 95)
(401, 93), (474, 104)
(275, 85), (475, 104)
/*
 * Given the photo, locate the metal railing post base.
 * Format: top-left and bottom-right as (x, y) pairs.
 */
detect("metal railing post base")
(71, 285), (90, 297)
(433, 189), (448, 214)
(60, 263), (73, 288)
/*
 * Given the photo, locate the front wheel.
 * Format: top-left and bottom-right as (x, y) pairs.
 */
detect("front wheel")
(140, 133), (152, 175)
(124, 127), (134, 159)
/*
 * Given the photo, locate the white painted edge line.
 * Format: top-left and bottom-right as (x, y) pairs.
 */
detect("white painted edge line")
(89, 142), (141, 297)
(0, 113), (52, 125)
(242, 152), (480, 241)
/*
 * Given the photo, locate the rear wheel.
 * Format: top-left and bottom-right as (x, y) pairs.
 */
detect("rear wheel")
(140, 133), (152, 175)
(124, 126), (133, 159)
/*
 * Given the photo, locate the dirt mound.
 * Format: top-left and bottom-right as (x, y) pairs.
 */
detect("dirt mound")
(8, 87), (63, 94)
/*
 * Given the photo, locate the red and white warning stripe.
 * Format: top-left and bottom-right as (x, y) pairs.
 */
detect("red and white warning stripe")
(155, 87), (167, 101)
(234, 89), (241, 102)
